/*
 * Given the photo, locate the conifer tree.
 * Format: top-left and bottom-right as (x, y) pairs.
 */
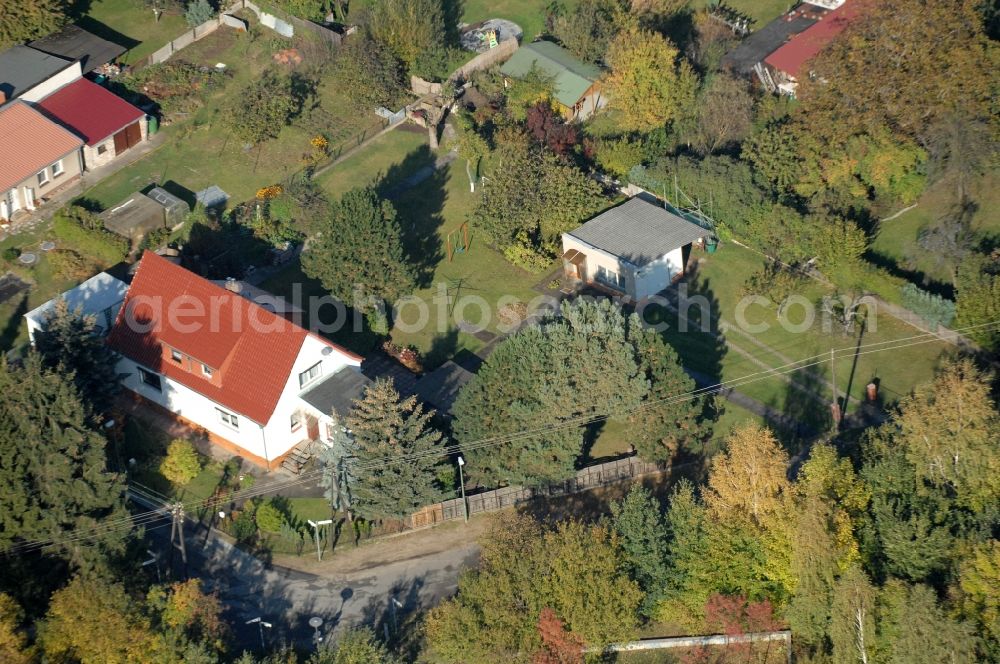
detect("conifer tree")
(33, 298), (121, 414)
(347, 379), (445, 519)
(610, 484), (671, 617)
(0, 356), (127, 569)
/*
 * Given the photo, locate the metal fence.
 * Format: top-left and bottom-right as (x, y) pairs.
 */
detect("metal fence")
(409, 456), (666, 528)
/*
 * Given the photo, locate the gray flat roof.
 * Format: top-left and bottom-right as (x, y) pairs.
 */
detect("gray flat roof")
(566, 196), (708, 268)
(300, 366), (372, 418)
(24, 272), (128, 334)
(0, 46), (75, 100)
(721, 5), (821, 74)
(28, 25), (126, 72)
(413, 361), (475, 415)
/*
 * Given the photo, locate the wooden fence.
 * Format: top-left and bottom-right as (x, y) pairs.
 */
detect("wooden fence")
(409, 456), (666, 528)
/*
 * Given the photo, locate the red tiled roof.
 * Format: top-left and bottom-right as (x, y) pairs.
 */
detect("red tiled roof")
(765, 1), (862, 78)
(0, 101), (83, 192)
(107, 252), (361, 425)
(35, 77), (144, 146)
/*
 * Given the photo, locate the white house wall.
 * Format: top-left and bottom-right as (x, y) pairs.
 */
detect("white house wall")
(561, 234), (638, 299)
(20, 62), (82, 102)
(633, 246), (685, 300)
(116, 356), (272, 461)
(261, 334), (361, 460)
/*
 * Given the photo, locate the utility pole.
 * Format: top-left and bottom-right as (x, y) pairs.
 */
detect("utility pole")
(168, 503), (188, 579)
(307, 519), (333, 562)
(457, 456), (468, 522)
(829, 348), (842, 430)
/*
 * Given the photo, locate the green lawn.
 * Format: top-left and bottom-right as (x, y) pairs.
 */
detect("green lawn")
(314, 127), (431, 198)
(85, 0), (188, 64)
(869, 172), (1000, 292)
(82, 28), (380, 208)
(649, 242), (950, 438)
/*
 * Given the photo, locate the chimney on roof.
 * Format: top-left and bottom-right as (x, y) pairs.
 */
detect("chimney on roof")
(0, 91), (6, 104)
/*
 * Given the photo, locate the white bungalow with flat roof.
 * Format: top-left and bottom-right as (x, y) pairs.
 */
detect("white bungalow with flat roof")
(24, 271), (129, 343)
(561, 196), (710, 301)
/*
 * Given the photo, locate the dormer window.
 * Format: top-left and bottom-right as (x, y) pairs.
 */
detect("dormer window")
(202, 364), (213, 378)
(299, 362), (322, 389)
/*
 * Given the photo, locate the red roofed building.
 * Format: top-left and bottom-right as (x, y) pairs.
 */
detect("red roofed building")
(0, 101), (84, 222)
(35, 77), (146, 169)
(108, 252), (366, 468)
(760, 1), (861, 96)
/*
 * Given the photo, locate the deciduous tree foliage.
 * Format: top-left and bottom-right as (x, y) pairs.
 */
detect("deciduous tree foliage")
(321, 626), (399, 664)
(453, 299), (648, 486)
(347, 378), (445, 519)
(955, 254), (1000, 352)
(222, 70), (296, 145)
(0, 356), (127, 569)
(892, 359), (999, 511)
(365, 0), (454, 76)
(549, 0), (629, 63)
(603, 27), (697, 133)
(159, 439), (202, 486)
(424, 513), (641, 662)
(0, 0), (66, 50)
(955, 541), (1000, 656)
(828, 566), (876, 664)
(33, 298), (121, 414)
(0, 593), (33, 664)
(302, 186), (415, 312)
(331, 36), (406, 110)
(534, 608), (584, 664)
(692, 74), (754, 155)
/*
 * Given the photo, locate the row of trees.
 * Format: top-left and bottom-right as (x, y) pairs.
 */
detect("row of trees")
(423, 358), (1000, 662)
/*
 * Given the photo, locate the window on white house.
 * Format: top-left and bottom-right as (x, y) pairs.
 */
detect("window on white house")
(97, 144), (108, 155)
(202, 364), (213, 377)
(51, 160), (64, 177)
(298, 362), (322, 389)
(138, 367), (161, 391)
(290, 412), (302, 431)
(36, 169), (49, 186)
(595, 265), (626, 291)
(171, 349), (182, 363)
(216, 408), (239, 430)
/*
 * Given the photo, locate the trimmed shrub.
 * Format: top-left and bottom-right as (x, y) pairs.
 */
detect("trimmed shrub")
(254, 501), (285, 533)
(52, 209), (129, 265)
(901, 283), (956, 330)
(160, 439), (202, 486)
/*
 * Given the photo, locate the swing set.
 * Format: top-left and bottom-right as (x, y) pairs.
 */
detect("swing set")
(446, 223), (471, 262)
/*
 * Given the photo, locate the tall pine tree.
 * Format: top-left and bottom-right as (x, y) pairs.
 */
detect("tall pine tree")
(33, 298), (121, 414)
(0, 356), (127, 569)
(347, 379), (445, 520)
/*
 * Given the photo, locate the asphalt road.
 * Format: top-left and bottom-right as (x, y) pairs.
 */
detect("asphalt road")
(144, 517), (479, 652)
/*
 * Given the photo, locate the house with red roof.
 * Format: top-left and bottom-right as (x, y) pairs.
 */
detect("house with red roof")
(759, 1), (861, 96)
(107, 252), (367, 469)
(36, 77), (147, 169)
(0, 101), (84, 222)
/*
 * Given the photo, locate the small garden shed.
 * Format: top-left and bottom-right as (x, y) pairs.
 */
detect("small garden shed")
(100, 192), (167, 241)
(146, 186), (189, 228)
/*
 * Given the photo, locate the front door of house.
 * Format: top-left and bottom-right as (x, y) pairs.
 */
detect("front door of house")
(23, 187), (35, 210)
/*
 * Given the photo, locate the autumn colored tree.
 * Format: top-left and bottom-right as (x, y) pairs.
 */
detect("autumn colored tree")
(425, 514), (641, 662)
(892, 359), (999, 512)
(525, 102), (580, 158)
(603, 27), (698, 133)
(954, 541), (1000, 657)
(0, 0), (66, 49)
(347, 378), (446, 519)
(0, 593), (33, 664)
(681, 594), (785, 664)
(38, 575), (161, 664)
(534, 608), (585, 664)
(147, 579), (227, 653)
(160, 439), (202, 486)
(692, 74), (754, 155)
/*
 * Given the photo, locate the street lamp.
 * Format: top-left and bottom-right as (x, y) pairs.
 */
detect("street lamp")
(457, 456), (468, 522)
(245, 617), (272, 651)
(390, 596), (403, 634)
(308, 616), (324, 649)
(307, 519), (334, 562)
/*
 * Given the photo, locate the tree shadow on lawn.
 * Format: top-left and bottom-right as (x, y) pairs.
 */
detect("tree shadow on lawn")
(384, 151), (447, 289)
(771, 363), (830, 461)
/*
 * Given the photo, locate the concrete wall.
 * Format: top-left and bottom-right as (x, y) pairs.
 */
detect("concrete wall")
(148, 17), (223, 65)
(633, 246), (685, 300)
(448, 38), (519, 82)
(20, 62), (82, 102)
